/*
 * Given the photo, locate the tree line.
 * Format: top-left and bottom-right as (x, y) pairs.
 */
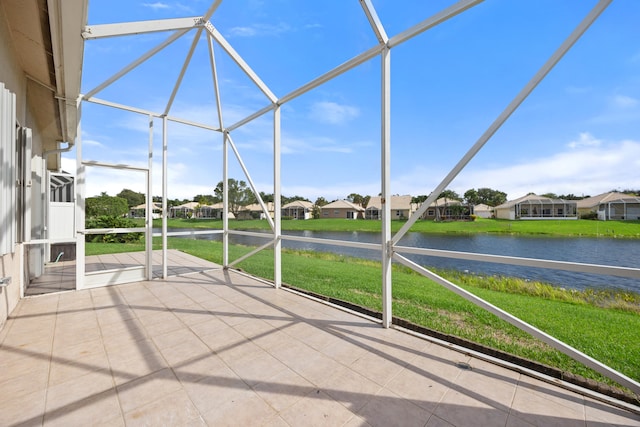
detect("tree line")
(89, 181), (640, 220)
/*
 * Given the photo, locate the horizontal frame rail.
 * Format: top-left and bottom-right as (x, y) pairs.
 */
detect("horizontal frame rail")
(281, 234), (381, 251)
(154, 229), (223, 237)
(392, 252), (640, 395)
(393, 245), (640, 280)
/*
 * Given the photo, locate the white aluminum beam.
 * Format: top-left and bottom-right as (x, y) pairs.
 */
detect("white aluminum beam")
(393, 253), (640, 395)
(381, 47), (392, 328)
(279, 45), (382, 105)
(84, 96), (221, 131)
(280, 234), (380, 251)
(162, 117), (168, 279)
(207, 34), (225, 130)
(205, 23), (277, 104)
(83, 29), (190, 100)
(388, 0), (484, 48)
(75, 116), (85, 290)
(222, 132), (229, 267)
(156, 230), (223, 237)
(273, 106), (282, 289)
(394, 245), (640, 280)
(226, 134), (276, 231)
(227, 103), (276, 132)
(229, 230), (273, 239)
(360, 0), (388, 44)
(146, 115), (153, 280)
(393, 0), (612, 245)
(164, 25), (205, 115)
(82, 17), (203, 40)
(229, 240), (274, 268)
(81, 160), (149, 172)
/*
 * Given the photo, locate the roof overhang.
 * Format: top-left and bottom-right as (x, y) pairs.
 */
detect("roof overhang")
(1, 0), (86, 170)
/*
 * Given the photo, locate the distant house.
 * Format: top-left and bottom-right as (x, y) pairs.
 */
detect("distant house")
(365, 195), (415, 220)
(422, 198), (473, 221)
(494, 194), (577, 220)
(169, 201), (199, 218)
(320, 200), (364, 219)
(202, 202), (235, 219)
(129, 203), (162, 219)
(237, 202), (275, 220)
(282, 200), (313, 220)
(473, 203), (493, 219)
(577, 192), (640, 221)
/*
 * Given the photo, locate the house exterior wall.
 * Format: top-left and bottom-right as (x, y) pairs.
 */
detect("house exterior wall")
(321, 208), (363, 219)
(0, 6), (50, 328)
(1, 7), (27, 327)
(495, 207), (516, 220)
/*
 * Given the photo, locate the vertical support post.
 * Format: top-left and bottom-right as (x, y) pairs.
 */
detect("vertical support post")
(146, 115), (153, 280)
(75, 112), (85, 290)
(162, 116), (168, 279)
(381, 46), (392, 328)
(273, 105), (282, 289)
(222, 132), (229, 267)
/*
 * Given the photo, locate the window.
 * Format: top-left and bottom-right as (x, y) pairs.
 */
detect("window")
(1, 83), (17, 255)
(427, 209), (435, 216)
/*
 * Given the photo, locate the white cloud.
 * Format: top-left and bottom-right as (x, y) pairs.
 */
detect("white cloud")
(309, 101), (360, 125)
(567, 132), (601, 149)
(143, 2), (170, 10)
(227, 22), (292, 38)
(380, 136), (640, 201)
(612, 94), (638, 108)
(83, 139), (105, 148)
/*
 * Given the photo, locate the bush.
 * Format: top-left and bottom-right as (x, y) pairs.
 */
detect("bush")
(85, 215), (143, 243)
(580, 211), (598, 220)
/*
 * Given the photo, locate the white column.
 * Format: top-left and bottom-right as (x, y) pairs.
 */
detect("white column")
(75, 110), (85, 289)
(273, 106), (282, 289)
(162, 116), (168, 278)
(222, 132), (229, 267)
(381, 46), (392, 328)
(146, 115), (153, 280)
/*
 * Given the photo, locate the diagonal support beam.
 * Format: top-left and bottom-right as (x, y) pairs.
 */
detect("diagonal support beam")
(359, 0), (388, 44)
(83, 29), (190, 100)
(205, 23), (278, 103)
(226, 134), (276, 231)
(82, 17), (203, 39)
(388, 0), (483, 48)
(393, 0), (613, 245)
(393, 252), (640, 395)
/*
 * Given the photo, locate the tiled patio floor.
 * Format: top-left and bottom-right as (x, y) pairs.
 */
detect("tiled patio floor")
(26, 250), (217, 295)
(2, 253), (639, 426)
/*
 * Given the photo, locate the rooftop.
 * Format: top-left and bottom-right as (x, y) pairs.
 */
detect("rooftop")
(2, 252), (638, 425)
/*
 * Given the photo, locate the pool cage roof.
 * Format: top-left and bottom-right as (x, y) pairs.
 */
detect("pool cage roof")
(74, 0), (640, 395)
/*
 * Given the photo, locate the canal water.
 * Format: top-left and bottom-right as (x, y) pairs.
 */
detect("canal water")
(167, 228), (640, 292)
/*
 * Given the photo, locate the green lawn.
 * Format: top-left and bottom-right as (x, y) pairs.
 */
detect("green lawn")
(149, 217), (640, 238)
(86, 237), (640, 394)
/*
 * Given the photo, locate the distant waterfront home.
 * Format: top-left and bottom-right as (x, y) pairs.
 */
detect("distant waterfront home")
(282, 200), (313, 220)
(365, 195), (415, 220)
(472, 203), (493, 219)
(169, 201), (200, 218)
(577, 192), (640, 220)
(237, 202), (275, 220)
(129, 203), (162, 219)
(321, 200), (365, 219)
(421, 198), (473, 221)
(494, 194), (577, 220)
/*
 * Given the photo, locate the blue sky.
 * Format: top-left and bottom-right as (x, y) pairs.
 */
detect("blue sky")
(64, 0), (640, 202)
